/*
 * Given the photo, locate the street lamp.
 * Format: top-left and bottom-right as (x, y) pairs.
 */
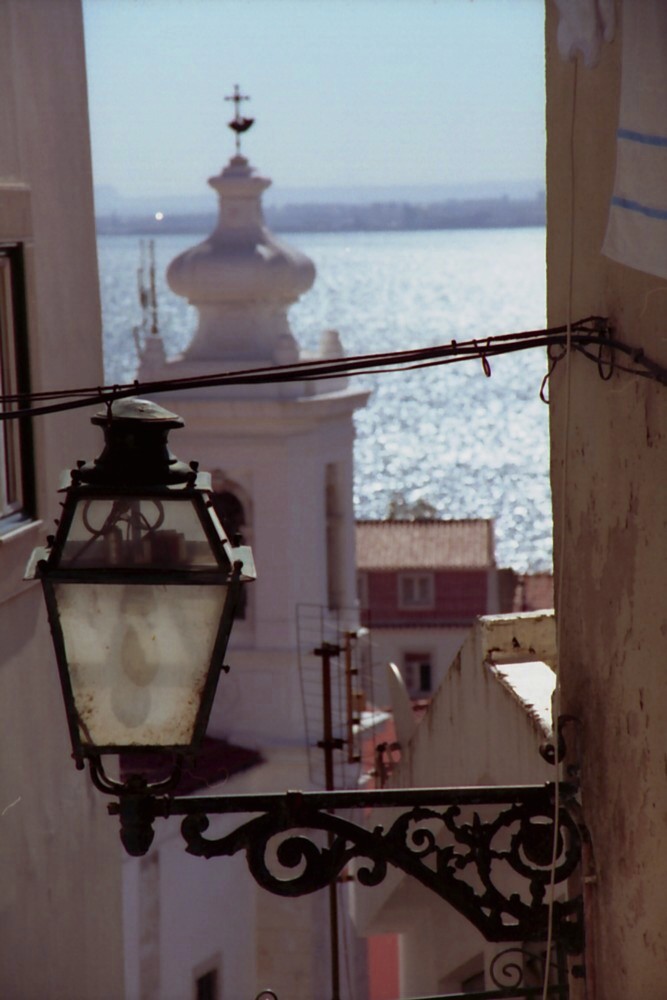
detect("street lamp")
(26, 398), (584, 973)
(26, 397), (255, 850)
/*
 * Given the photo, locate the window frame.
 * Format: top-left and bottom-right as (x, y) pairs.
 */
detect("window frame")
(194, 968), (218, 1000)
(403, 651), (433, 697)
(325, 462), (344, 611)
(397, 571), (435, 610)
(0, 242), (34, 532)
(192, 954), (222, 1000)
(356, 570), (369, 610)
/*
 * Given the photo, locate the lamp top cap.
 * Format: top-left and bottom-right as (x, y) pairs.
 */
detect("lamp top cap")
(77, 397), (192, 488)
(92, 397), (184, 429)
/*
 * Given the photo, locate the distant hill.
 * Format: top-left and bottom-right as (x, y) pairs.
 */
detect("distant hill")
(95, 190), (546, 237)
(265, 193), (546, 233)
(272, 179), (544, 206)
(96, 192), (545, 236)
(94, 179), (544, 216)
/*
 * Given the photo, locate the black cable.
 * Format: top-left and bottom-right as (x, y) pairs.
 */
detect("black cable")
(2, 316), (661, 422)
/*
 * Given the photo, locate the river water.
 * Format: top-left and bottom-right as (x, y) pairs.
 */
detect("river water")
(97, 227), (550, 573)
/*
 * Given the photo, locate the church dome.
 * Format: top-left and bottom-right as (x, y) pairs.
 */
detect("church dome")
(167, 155), (315, 307)
(151, 88), (319, 368)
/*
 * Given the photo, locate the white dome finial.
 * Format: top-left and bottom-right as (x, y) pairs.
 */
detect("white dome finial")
(165, 89), (315, 366)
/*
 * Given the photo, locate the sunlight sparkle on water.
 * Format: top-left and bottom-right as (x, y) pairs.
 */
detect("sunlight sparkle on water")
(98, 228), (550, 574)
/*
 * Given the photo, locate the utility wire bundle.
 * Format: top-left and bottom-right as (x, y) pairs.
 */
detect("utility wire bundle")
(2, 315), (664, 421)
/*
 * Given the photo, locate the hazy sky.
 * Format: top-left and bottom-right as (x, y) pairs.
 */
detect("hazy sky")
(83, 0), (545, 198)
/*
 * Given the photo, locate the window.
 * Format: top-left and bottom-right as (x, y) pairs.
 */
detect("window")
(403, 652), (432, 697)
(356, 571), (368, 609)
(0, 245), (32, 530)
(398, 572), (434, 609)
(193, 955), (222, 1000)
(325, 463), (343, 610)
(195, 969), (218, 1000)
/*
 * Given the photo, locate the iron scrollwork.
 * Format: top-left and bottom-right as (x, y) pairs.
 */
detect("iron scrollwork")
(489, 945), (568, 993)
(173, 783), (583, 954)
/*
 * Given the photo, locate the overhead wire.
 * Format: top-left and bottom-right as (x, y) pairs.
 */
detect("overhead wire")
(1, 314), (662, 423)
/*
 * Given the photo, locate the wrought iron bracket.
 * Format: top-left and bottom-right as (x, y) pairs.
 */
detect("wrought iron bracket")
(109, 781), (584, 954)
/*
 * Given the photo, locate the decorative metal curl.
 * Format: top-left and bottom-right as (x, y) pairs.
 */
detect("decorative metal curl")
(178, 785), (583, 953)
(490, 946), (559, 989)
(181, 802), (388, 897)
(82, 496), (165, 539)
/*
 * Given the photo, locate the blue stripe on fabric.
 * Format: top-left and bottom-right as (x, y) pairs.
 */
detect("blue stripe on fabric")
(611, 196), (667, 221)
(617, 127), (667, 148)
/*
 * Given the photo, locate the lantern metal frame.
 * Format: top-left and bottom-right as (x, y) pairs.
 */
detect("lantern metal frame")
(26, 397), (255, 790)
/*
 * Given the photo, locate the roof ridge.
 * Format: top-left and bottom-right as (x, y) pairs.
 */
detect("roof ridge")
(355, 517), (491, 526)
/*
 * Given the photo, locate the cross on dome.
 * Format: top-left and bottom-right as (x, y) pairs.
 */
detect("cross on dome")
(225, 84), (254, 154)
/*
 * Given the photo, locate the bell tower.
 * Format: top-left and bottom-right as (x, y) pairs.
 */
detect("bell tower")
(137, 91), (369, 751)
(131, 88), (370, 1000)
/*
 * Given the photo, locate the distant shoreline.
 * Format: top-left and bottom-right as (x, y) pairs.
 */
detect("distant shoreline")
(96, 194), (545, 237)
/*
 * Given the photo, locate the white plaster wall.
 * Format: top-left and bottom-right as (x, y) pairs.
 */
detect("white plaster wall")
(121, 383), (366, 990)
(386, 628), (554, 789)
(122, 753), (366, 1000)
(155, 392), (365, 648)
(0, 2), (124, 996)
(141, 393), (366, 749)
(365, 626), (468, 707)
(399, 905), (489, 997)
(123, 814), (258, 1000)
(125, 127), (369, 993)
(352, 620), (555, 995)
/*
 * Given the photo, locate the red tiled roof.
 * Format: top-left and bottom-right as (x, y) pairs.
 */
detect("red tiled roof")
(356, 519), (495, 570)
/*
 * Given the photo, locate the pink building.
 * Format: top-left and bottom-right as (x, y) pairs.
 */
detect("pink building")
(356, 519), (517, 701)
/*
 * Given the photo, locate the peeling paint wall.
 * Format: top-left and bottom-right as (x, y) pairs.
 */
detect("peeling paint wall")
(546, 3), (667, 996)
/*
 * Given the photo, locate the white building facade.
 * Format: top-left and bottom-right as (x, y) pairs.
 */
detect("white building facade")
(0, 2), (125, 996)
(353, 612), (560, 997)
(126, 138), (369, 999)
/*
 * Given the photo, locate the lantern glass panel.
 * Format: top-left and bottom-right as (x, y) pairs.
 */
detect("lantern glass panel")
(59, 497), (225, 570)
(53, 581), (228, 747)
